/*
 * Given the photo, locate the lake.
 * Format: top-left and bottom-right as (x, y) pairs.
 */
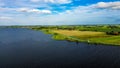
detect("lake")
(0, 28), (120, 68)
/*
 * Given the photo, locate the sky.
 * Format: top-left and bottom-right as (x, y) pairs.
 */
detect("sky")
(0, 0), (120, 25)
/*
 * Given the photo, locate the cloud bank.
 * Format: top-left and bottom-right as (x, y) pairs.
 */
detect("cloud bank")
(94, 1), (120, 10)
(0, 0), (120, 25)
(17, 8), (52, 14)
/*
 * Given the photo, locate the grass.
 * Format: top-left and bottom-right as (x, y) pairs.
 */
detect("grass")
(50, 30), (120, 45)
(53, 30), (105, 36)
(89, 36), (120, 45)
(53, 30), (110, 39)
(31, 26), (120, 46)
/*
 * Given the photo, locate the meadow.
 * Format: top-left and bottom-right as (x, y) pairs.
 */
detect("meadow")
(52, 30), (120, 45)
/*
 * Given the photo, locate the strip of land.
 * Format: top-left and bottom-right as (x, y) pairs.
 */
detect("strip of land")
(41, 29), (120, 46)
(30, 25), (120, 45)
(53, 30), (118, 44)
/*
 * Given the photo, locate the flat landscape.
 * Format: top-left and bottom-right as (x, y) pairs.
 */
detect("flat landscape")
(52, 30), (120, 45)
(1, 0), (120, 68)
(31, 25), (120, 45)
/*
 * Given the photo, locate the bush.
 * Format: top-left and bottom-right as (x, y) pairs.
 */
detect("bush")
(106, 31), (120, 35)
(53, 33), (58, 35)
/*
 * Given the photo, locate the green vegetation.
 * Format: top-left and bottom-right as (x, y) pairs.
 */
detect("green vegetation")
(30, 25), (120, 45)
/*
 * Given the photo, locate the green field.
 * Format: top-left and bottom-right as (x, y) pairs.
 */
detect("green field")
(49, 30), (120, 45)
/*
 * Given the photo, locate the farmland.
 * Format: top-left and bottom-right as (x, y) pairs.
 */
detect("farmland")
(30, 25), (120, 45)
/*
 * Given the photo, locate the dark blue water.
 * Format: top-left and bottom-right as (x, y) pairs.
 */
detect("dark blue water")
(0, 28), (120, 68)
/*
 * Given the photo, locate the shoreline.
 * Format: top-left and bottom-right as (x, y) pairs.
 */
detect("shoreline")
(40, 29), (120, 46)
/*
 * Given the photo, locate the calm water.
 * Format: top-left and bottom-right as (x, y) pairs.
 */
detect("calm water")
(0, 28), (120, 68)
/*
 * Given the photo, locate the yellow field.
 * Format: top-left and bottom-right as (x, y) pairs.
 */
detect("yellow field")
(42, 29), (120, 45)
(52, 30), (109, 39)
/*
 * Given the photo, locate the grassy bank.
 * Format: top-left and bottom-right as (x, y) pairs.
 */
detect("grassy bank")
(31, 25), (120, 46)
(41, 29), (120, 45)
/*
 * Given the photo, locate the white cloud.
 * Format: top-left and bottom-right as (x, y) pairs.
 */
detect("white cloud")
(0, 16), (12, 20)
(0, 7), (52, 14)
(30, 0), (72, 4)
(17, 8), (52, 14)
(94, 1), (120, 10)
(16, 8), (29, 12)
(0, 1), (120, 25)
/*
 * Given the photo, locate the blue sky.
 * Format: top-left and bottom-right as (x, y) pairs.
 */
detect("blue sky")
(0, 0), (120, 25)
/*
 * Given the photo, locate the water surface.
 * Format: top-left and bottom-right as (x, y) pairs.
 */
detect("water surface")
(0, 28), (120, 68)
